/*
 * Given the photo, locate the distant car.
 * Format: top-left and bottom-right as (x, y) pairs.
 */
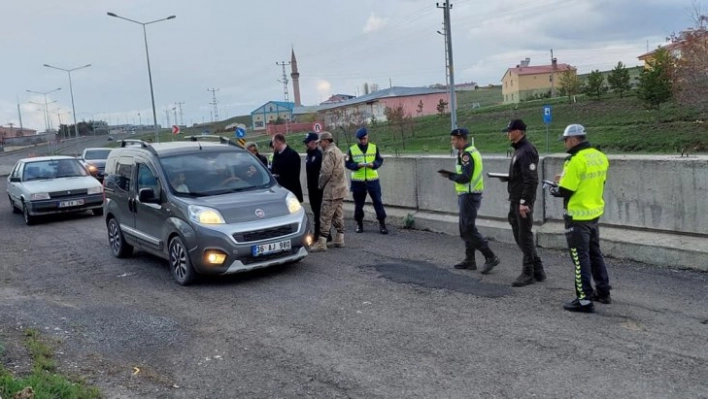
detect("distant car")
(107, 136), (114, 141)
(102, 136), (312, 285)
(6, 156), (104, 225)
(80, 147), (112, 182)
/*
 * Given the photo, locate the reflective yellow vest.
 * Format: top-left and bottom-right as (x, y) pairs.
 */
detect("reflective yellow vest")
(455, 145), (484, 194)
(350, 144), (379, 181)
(558, 147), (609, 220)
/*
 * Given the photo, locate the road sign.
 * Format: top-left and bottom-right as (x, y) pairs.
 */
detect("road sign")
(172, 125), (180, 135)
(235, 127), (246, 138)
(543, 105), (552, 125)
(313, 122), (322, 133)
(237, 138), (247, 147)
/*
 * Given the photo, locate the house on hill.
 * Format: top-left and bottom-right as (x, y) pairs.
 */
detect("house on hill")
(501, 59), (574, 104)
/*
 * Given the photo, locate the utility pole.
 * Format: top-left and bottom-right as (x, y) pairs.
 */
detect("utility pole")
(550, 49), (556, 98)
(16, 96), (24, 132)
(207, 88), (219, 122)
(275, 61), (291, 102)
(437, 24), (450, 88)
(164, 109), (171, 127)
(138, 111), (142, 126)
(175, 101), (185, 125)
(172, 106), (178, 126)
(437, 1), (457, 130)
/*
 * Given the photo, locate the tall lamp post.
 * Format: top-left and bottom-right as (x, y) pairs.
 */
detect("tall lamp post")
(107, 11), (176, 143)
(26, 88), (61, 133)
(43, 64), (91, 140)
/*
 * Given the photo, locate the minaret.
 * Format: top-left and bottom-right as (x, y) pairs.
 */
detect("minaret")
(290, 47), (302, 106)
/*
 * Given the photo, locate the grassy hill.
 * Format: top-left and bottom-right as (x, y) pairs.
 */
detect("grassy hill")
(117, 87), (707, 155)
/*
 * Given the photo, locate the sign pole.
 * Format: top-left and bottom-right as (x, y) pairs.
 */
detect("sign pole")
(546, 125), (550, 154)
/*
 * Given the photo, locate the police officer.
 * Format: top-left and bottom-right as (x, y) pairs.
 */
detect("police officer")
(345, 127), (388, 234)
(303, 132), (325, 239)
(438, 128), (500, 271)
(550, 124), (611, 313)
(501, 119), (545, 286)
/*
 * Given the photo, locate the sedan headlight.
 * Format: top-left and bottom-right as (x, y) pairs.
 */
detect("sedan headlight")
(87, 186), (103, 195)
(30, 193), (50, 201)
(286, 192), (302, 214)
(87, 165), (98, 172)
(188, 205), (226, 225)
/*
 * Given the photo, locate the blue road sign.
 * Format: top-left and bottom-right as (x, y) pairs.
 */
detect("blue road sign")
(235, 127), (246, 138)
(543, 105), (552, 125)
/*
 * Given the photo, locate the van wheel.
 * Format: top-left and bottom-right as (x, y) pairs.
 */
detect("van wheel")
(22, 203), (35, 225)
(108, 218), (133, 258)
(169, 236), (197, 286)
(9, 196), (20, 214)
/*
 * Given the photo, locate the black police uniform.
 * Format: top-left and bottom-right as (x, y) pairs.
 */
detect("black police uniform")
(507, 135), (545, 285)
(305, 145), (324, 237)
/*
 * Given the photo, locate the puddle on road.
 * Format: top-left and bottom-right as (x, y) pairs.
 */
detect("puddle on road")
(367, 262), (513, 298)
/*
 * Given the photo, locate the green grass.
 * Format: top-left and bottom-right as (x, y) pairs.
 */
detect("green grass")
(0, 329), (101, 399)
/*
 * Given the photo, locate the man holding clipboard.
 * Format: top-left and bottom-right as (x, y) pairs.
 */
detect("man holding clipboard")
(437, 127), (500, 271)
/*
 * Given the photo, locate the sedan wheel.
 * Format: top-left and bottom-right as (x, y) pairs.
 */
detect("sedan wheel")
(22, 203), (35, 225)
(108, 218), (133, 258)
(169, 236), (197, 286)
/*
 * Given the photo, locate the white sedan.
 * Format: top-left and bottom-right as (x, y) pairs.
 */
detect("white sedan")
(6, 156), (104, 225)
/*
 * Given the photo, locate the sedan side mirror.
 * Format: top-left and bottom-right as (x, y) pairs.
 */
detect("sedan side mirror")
(138, 188), (159, 204)
(9, 177), (20, 183)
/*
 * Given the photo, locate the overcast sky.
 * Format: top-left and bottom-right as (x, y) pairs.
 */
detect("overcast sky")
(0, 0), (697, 132)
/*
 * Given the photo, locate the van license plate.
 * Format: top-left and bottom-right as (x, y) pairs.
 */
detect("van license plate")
(252, 240), (291, 257)
(59, 199), (84, 208)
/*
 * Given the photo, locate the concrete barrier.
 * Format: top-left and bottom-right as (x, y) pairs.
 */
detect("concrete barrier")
(297, 153), (708, 272)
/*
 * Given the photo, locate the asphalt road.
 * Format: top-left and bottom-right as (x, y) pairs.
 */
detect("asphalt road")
(0, 177), (706, 398)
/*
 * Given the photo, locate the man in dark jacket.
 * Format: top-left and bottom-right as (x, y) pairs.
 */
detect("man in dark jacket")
(500, 119), (545, 286)
(271, 133), (304, 202)
(245, 142), (268, 167)
(303, 132), (324, 238)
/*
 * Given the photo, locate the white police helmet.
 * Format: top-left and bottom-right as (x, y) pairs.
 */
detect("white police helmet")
(561, 124), (586, 140)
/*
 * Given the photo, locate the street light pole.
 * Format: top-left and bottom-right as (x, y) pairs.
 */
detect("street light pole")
(44, 63), (91, 140)
(26, 88), (61, 132)
(107, 12), (176, 143)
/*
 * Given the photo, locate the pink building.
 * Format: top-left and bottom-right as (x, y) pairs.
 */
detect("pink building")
(318, 87), (451, 128)
(0, 127), (37, 138)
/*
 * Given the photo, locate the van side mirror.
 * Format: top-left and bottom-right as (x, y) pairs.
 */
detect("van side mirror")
(138, 188), (158, 203)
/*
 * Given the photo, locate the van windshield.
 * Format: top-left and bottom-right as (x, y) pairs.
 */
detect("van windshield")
(160, 150), (274, 196)
(83, 149), (111, 160)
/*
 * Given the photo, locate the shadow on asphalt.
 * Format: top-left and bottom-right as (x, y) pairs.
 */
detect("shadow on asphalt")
(366, 261), (513, 298)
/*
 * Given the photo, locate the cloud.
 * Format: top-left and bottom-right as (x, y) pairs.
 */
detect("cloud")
(363, 13), (389, 33)
(316, 80), (332, 100)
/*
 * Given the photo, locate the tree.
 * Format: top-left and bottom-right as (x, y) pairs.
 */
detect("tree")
(416, 100), (424, 115)
(436, 99), (448, 117)
(583, 70), (608, 99)
(558, 68), (581, 103)
(607, 61), (632, 98)
(672, 5), (708, 117)
(637, 47), (675, 121)
(384, 104), (413, 149)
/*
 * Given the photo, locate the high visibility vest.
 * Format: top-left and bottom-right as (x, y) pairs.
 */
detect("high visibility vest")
(350, 144), (379, 181)
(267, 153), (274, 169)
(455, 145), (484, 194)
(558, 147), (609, 220)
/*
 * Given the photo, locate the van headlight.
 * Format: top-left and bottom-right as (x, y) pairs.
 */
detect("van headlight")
(87, 186), (103, 195)
(188, 205), (226, 224)
(30, 193), (50, 200)
(286, 192), (301, 214)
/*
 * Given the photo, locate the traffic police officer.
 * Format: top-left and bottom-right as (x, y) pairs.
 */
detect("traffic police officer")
(345, 127), (388, 234)
(438, 128), (500, 270)
(550, 124), (611, 313)
(501, 119), (546, 286)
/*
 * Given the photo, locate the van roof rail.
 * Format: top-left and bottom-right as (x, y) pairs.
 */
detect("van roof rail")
(119, 139), (158, 155)
(183, 135), (244, 148)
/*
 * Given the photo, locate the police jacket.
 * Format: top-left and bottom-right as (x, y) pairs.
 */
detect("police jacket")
(305, 147), (323, 191)
(507, 136), (539, 204)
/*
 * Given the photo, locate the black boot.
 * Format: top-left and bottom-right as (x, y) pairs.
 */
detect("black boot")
(563, 298), (594, 313)
(455, 245), (477, 270)
(356, 221), (364, 233)
(511, 265), (534, 287)
(533, 257), (546, 282)
(479, 247), (500, 274)
(379, 220), (388, 235)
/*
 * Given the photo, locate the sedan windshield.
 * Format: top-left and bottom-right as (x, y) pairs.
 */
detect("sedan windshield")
(160, 150), (273, 196)
(23, 159), (90, 181)
(83, 149), (111, 160)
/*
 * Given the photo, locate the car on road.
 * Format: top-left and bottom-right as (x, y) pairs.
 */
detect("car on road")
(80, 147), (112, 182)
(6, 155), (104, 225)
(102, 136), (312, 285)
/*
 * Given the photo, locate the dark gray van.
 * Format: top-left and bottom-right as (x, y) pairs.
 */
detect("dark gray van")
(103, 136), (312, 285)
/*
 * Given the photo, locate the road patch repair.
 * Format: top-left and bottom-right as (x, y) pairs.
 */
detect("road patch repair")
(367, 261), (513, 298)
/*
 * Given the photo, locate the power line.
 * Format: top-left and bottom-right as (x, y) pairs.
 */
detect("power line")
(175, 101), (185, 125)
(207, 88), (219, 122)
(275, 61), (291, 102)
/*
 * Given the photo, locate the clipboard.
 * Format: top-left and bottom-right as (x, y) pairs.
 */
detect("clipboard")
(487, 172), (509, 179)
